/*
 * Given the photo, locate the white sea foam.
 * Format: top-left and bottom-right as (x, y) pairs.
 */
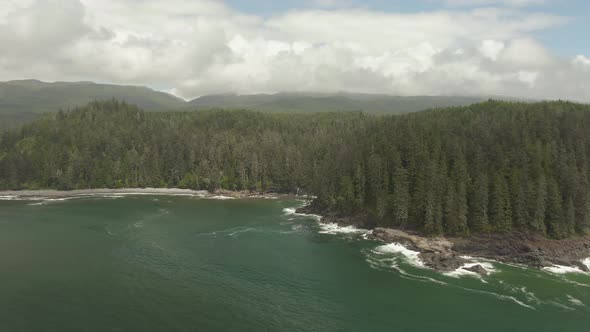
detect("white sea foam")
(228, 227), (254, 236)
(445, 261), (497, 278)
(582, 258), (590, 270)
(0, 195), (17, 200)
(43, 197), (79, 202)
(373, 243), (425, 268)
(289, 224), (305, 233)
(209, 195), (235, 200)
(515, 287), (541, 305)
(318, 222), (370, 235)
(282, 207), (322, 221)
(542, 265), (585, 275)
(567, 295), (584, 306)
(488, 293), (536, 310)
(451, 284), (536, 310)
(283, 207), (297, 214)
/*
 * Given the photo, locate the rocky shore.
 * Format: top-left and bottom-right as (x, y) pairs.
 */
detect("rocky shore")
(296, 205), (590, 276)
(370, 228), (590, 275)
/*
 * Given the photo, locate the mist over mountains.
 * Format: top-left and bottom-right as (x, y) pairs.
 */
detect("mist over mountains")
(0, 79), (516, 127)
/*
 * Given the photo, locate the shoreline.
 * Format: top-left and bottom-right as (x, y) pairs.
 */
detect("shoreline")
(4, 190), (589, 275)
(0, 188), (298, 200)
(296, 205), (590, 276)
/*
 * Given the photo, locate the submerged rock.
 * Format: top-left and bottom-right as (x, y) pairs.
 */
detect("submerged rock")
(464, 264), (489, 276)
(420, 252), (467, 272)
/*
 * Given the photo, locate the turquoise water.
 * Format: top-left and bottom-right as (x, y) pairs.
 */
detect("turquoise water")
(0, 195), (589, 331)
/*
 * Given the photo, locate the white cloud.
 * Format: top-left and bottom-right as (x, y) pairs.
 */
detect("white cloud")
(479, 40), (505, 61)
(444, 0), (546, 7)
(574, 55), (590, 66)
(498, 38), (554, 68)
(0, 0), (588, 101)
(308, 0), (352, 7)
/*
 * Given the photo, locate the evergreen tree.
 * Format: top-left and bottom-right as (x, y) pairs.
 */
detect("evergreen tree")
(490, 173), (512, 232)
(470, 174), (491, 233)
(2, 99), (590, 239)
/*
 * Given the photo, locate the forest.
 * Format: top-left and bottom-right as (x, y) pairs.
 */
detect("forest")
(1, 99), (590, 239)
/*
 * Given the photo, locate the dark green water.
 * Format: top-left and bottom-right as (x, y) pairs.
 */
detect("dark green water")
(1, 195), (589, 331)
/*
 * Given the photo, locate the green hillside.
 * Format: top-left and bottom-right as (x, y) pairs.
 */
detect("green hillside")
(0, 80), (510, 128)
(2, 100), (589, 238)
(189, 92), (486, 114)
(0, 80), (186, 126)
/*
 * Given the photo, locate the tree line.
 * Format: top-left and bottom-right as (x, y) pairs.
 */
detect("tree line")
(1, 99), (590, 238)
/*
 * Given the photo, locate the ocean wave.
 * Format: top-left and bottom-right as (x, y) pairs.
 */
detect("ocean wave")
(0, 195), (17, 200)
(209, 195), (235, 200)
(365, 254), (394, 272)
(283, 207), (297, 214)
(396, 267), (449, 286)
(318, 222), (370, 235)
(282, 207), (322, 221)
(373, 243), (425, 268)
(291, 224), (305, 232)
(542, 265), (586, 275)
(282, 206), (371, 237)
(228, 227), (254, 236)
(43, 197), (80, 202)
(479, 290), (536, 310)
(448, 283), (537, 310)
(547, 300), (576, 311)
(445, 261), (497, 278)
(582, 258), (590, 270)
(567, 295), (585, 307)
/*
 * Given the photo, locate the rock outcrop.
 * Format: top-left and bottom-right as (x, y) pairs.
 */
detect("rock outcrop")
(371, 227), (590, 273)
(464, 264), (489, 276)
(370, 228), (467, 272)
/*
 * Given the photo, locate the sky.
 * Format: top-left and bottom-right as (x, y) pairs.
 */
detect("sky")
(0, 0), (589, 101)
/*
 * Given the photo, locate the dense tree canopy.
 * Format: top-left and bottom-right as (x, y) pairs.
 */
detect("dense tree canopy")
(1, 100), (590, 238)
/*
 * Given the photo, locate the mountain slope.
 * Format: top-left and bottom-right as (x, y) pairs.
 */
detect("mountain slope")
(189, 92), (487, 114)
(0, 80), (186, 126)
(0, 80), (505, 128)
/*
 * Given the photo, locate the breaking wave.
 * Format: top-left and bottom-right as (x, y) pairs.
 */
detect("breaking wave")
(372, 243), (425, 268)
(445, 260), (498, 278)
(318, 222), (370, 235)
(542, 265), (586, 275)
(282, 207), (322, 221)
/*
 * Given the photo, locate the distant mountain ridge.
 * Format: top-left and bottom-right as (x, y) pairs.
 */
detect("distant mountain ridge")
(0, 79), (508, 127)
(188, 92), (486, 114)
(0, 80), (186, 127)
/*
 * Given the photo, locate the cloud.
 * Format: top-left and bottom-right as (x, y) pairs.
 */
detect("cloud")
(0, 0), (89, 55)
(307, 0), (352, 7)
(479, 40), (505, 61)
(443, 0), (546, 7)
(574, 55), (590, 66)
(0, 0), (588, 102)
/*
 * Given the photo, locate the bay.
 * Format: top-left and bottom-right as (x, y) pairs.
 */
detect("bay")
(1, 196), (589, 331)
